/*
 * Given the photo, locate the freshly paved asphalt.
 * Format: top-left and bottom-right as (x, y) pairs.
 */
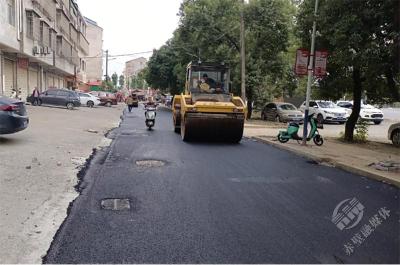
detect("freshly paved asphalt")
(44, 106), (399, 263)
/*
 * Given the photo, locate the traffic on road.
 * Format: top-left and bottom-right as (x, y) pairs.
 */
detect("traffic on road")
(1, 0), (399, 264)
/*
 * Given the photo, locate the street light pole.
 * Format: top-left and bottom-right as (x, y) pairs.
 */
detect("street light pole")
(105, 49), (109, 82)
(302, 0), (319, 145)
(240, 0), (246, 102)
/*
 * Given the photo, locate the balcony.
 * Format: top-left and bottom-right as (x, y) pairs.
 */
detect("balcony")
(70, 24), (78, 45)
(78, 33), (89, 56)
(31, 0), (56, 22)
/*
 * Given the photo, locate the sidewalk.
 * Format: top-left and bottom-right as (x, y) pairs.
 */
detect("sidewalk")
(0, 104), (124, 263)
(244, 121), (400, 187)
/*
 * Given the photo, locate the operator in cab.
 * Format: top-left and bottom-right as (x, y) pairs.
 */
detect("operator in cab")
(199, 73), (224, 94)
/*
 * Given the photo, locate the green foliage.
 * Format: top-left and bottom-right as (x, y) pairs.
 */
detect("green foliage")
(354, 119), (369, 143)
(118, 75), (125, 88)
(111, 73), (118, 88)
(297, 0), (399, 103)
(131, 69), (147, 89)
(101, 80), (113, 91)
(297, 0), (399, 141)
(145, 0), (298, 117)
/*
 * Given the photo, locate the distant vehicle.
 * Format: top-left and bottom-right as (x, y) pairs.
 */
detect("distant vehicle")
(78, 92), (101, 108)
(388, 123), (400, 147)
(132, 94), (139, 107)
(261, 102), (304, 123)
(0, 96), (29, 134)
(165, 95), (173, 107)
(336, 100), (384, 125)
(27, 88), (81, 110)
(89, 91), (117, 107)
(299, 100), (347, 124)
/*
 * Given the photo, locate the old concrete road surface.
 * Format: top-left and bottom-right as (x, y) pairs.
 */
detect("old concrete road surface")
(44, 105), (399, 264)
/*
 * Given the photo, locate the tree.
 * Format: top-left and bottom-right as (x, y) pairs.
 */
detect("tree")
(297, 0), (399, 141)
(111, 73), (118, 89)
(145, 0), (295, 118)
(119, 75), (125, 89)
(101, 79), (113, 91)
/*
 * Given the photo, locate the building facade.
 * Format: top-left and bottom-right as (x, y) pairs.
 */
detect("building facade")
(84, 17), (103, 84)
(124, 57), (147, 84)
(0, 0), (89, 100)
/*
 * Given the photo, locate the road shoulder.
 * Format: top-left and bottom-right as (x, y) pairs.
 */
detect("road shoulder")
(251, 135), (400, 188)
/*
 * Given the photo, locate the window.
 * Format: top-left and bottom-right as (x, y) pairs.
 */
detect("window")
(46, 90), (57, 96)
(49, 29), (53, 49)
(279, 104), (296, 110)
(8, 0), (15, 26)
(318, 101), (336, 108)
(57, 90), (69, 97)
(26, 11), (34, 38)
(310, 101), (317, 107)
(40, 22), (44, 44)
(56, 36), (62, 56)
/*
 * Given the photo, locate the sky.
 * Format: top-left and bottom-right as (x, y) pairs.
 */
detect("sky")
(76, 0), (182, 76)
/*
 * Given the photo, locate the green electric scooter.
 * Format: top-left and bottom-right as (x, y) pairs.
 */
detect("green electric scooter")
(277, 113), (324, 146)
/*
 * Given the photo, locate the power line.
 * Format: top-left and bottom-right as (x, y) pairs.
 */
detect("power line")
(38, 50), (154, 60)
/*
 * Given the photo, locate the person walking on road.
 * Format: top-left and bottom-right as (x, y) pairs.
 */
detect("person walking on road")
(125, 94), (134, 113)
(32, 87), (40, 106)
(11, 89), (17, 99)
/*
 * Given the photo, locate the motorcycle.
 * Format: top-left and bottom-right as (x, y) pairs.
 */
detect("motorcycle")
(277, 113), (324, 146)
(144, 104), (157, 130)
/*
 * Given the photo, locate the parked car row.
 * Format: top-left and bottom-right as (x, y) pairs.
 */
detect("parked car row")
(1, 89), (120, 136)
(26, 89), (120, 109)
(261, 100), (384, 125)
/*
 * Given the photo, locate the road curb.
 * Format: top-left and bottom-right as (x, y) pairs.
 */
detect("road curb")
(252, 136), (400, 188)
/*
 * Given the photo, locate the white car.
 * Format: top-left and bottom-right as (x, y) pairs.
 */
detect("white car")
(388, 123), (400, 146)
(336, 100), (384, 125)
(78, 92), (101, 108)
(299, 100), (347, 124)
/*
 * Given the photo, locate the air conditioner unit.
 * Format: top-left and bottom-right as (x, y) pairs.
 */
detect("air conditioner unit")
(43, 46), (51, 54)
(33, 46), (40, 55)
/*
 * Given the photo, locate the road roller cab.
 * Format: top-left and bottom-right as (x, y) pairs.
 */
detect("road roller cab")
(172, 62), (246, 142)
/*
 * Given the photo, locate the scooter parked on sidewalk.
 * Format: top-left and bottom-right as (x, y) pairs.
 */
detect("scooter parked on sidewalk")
(277, 113), (324, 146)
(144, 105), (157, 130)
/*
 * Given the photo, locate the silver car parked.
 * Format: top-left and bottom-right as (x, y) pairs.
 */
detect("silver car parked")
(261, 102), (304, 123)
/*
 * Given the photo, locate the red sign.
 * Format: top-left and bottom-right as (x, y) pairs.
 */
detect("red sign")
(17, 58), (29, 69)
(314, 50), (328, 77)
(295, 48), (309, 76)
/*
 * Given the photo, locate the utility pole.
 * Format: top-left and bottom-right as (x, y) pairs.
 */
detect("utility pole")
(240, 0), (246, 102)
(302, 0), (319, 145)
(105, 50), (109, 82)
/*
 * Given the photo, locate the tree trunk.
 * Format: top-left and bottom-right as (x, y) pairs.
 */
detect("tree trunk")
(386, 68), (400, 102)
(344, 68), (362, 141)
(246, 99), (253, 119)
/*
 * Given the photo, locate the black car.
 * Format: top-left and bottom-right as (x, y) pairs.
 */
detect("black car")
(0, 96), (29, 134)
(28, 88), (81, 110)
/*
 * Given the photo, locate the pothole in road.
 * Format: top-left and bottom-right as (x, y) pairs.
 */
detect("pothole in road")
(135, 159), (166, 168)
(101, 198), (131, 211)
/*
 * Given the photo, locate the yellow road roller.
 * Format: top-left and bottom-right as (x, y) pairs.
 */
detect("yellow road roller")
(172, 62), (246, 142)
